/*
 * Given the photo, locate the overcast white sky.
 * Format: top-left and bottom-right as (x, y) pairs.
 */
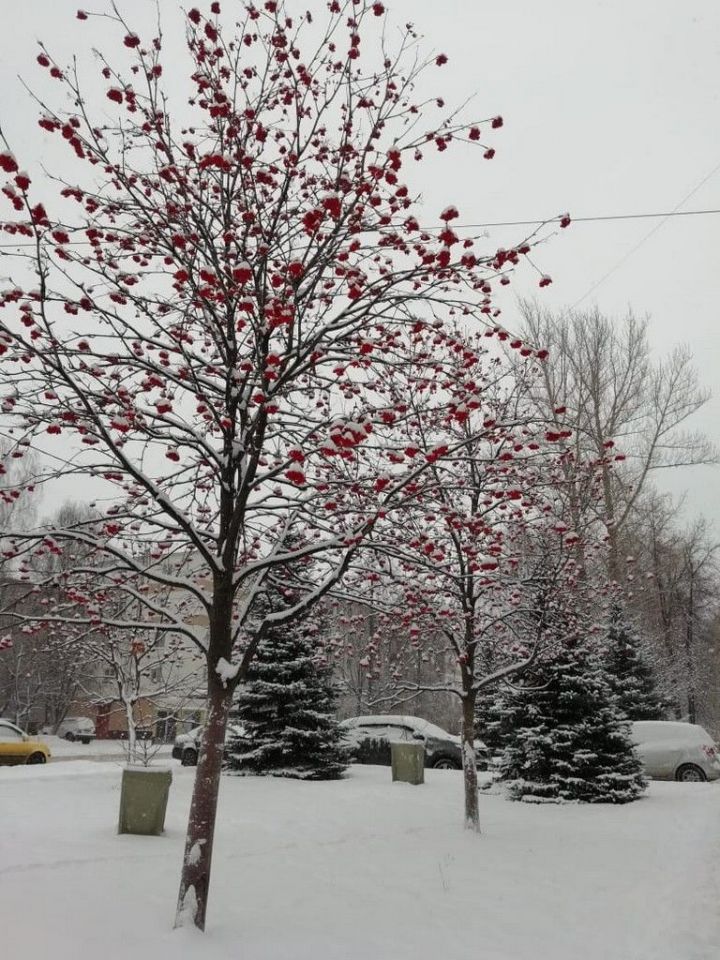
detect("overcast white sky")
(1, 0), (718, 528)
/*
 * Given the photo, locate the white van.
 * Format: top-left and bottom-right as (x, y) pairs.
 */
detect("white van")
(55, 716), (96, 744)
(630, 721), (720, 782)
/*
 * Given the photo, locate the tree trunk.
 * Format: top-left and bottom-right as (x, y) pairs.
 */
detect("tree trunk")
(124, 699), (137, 765)
(601, 463), (621, 583)
(685, 631), (697, 723)
(685, 576), (696, 724)
(175, 671), (232, 931)
(461, 694), (479, 832)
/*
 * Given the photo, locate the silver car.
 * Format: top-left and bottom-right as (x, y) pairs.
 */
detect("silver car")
(630, 721), (720, 782)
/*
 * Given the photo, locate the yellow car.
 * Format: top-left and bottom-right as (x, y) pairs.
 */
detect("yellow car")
(0, 719), (51, 765)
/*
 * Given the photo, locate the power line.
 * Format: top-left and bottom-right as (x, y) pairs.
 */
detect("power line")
(570, 159), (720, 307)
(442, 208), (720, 229)
(0, 207), (718, 250)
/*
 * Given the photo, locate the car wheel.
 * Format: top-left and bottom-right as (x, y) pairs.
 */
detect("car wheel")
(181, 748), (199, 767)
(675, 764), (707, 783)
(26, 752), (47, 764)
(65, 731), (75, 742)
(81, 738), (90, 745)
(432, 756), (461, 770)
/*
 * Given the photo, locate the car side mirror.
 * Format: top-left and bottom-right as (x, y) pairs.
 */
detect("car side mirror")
(412, 732), (425, 742)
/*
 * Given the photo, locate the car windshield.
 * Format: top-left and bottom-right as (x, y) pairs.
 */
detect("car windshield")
(0, 722), (25, 739)
(410, 719), (457, 741)
(178, 724), (245, 741)
(174, 726), (202, 741)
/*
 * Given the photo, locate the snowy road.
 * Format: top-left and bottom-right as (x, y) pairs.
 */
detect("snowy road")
(1, 762), (719, 960)
(39, 736), (174, 763)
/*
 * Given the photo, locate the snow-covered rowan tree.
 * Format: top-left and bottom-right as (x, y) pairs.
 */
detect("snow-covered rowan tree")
(494, 635), (647, 804)
(0, 500), (86, 729)
(0, 438), (38, 550)
(351, 345), (602, 831)
(77, 605), (204, 764)
(0, 1), (561, 929)
(331, 597), (460, 729)
(0, 591), (85, 731)
(0, 439), (39, 716)
(604, 601), (666, 721)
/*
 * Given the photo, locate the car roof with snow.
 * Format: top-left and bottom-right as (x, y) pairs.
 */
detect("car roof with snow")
(631, 720), (714, 743)
(340, 715), (457, 741)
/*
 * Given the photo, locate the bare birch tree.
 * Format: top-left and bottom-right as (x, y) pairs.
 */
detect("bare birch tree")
(519, 302), (716, 581)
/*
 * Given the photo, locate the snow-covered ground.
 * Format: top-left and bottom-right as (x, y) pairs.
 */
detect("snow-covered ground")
(1, 762), (718, 960)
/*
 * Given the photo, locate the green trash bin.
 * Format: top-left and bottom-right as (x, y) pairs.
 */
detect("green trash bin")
(391, 741), (425, 785)
(118, 766), (172, 836)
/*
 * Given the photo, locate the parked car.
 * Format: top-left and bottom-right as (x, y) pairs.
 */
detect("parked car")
(0, 719), (52, 765)
(172, 726), (202, 765)
(630, 721), (720, 782)
(172, 724), (247, 766)
(339, 715), (489, 770)
(54, 717), (96, 744)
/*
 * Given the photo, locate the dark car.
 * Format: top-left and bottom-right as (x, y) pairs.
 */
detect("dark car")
(172, 723), (247, 766)
(339, 714), (488, 770)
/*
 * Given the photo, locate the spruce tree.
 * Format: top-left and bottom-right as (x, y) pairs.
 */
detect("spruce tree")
(224, 622), (348, 780)
(604, 602), (666, 721)
(475, 684), (513, 758)
(495, 639), (647, 803)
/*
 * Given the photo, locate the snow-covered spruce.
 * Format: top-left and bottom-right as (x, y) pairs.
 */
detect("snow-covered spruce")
(224, 624), (348, 781)
(475, 683), (512, 759)
(493, 638), (647, 803)
(603, 601), (667, 721)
